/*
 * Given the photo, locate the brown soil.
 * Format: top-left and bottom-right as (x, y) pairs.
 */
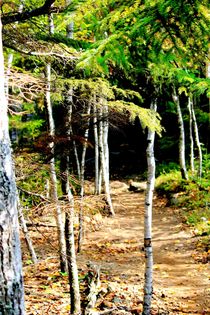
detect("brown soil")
(23, 189), (210, 315)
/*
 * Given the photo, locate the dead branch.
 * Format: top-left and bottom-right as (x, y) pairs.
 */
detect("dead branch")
(17, 186), (50, 202)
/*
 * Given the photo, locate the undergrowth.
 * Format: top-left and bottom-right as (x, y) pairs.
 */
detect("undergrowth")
(156, 156), (210, 236)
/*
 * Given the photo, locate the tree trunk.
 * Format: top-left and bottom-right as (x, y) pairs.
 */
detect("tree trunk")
(93, 101), (100, 195)
(172, 88), (188, 180)
(60, 157), (81, 314)
(0, 15), (25, 314)
(61, 96), (81, 314)
(46, 63), (67, 272)
(46, 18), (67, 272)
(78, 102), (91, 253)
(143, 99), (156, 315)
(99, 99), (115, 216)
(191, 97), (202, 178)
(188, 96), (195, 173)
(18, 200), (38, 264)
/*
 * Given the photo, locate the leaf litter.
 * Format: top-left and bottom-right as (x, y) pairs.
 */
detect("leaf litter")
(21, 187), (209, 314)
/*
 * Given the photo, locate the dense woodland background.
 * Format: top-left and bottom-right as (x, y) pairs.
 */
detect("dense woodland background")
(0, 0), (209, 314)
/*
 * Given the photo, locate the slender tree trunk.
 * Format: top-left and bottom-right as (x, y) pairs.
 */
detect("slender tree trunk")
(77, 102), (91, 253)
(46, 64), (67, 272)
(99, 99), (115, 216)
(93, 101), (100, 195)
(60, 157), (81, 315)
(143, 99), (157, 315)
(191, 97), (202, 178)
(65, 3), (81, 179)
(61, 96), (81, 314)
(172, 88), (188, 180)
(0, 15), (25, 314)
(188, 96), (195, 173)
(18, 200), (38, 264)
(46, 19), (67, 272)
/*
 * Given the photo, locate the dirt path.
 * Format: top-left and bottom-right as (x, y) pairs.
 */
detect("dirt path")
(79, 191), (210, 315)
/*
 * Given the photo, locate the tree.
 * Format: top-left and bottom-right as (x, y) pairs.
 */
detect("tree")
(0, 14), (25, 314)
(45, 13), (67, 273)
(172, 88), (188, 180)
(143, 98), (157, 315)
(60, 102), (81, 314)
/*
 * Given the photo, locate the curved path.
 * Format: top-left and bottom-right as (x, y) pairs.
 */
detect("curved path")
(79, 191), (209, 314)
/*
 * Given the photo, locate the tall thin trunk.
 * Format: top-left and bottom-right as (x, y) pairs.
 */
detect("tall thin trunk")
(93, 101), (100, 194)
(61, 157), (81, 315)
(172, 88), (188, 180)
(99, 99), (115, 216)
(18, 199), (38, 264)
(0, 15), (25, 314)
(188, 96), (195, 173)
(191, 97), (202, 178)
(5, 53), (13, 99)
(78, 102), (91, 253)
(61, 95), (81, 313)
(66, 89), (81, 179)
(65, 8), (81, 178)
(46, 59), (67, 272)
(143, 99), (156, 315)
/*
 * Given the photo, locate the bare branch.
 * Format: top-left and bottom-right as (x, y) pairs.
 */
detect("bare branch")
(4, 42), (78, 59)
(17, 186), (50, 202)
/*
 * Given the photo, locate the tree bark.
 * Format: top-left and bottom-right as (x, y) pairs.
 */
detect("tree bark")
(0, 15), (25, 314)
(46, 15), (67, 272)
(172, 88), (188, 180)
(143, 99), (156, 315)
(77, 102), (91, 253)
(191, 97), (202, 178)
(18, 200), (38, 264)
(99, 99), (115, 216)
(93, 101), (100, 195)
(60, 156), (81, 314)
(2, 0), (56, 25)
(188, 96), (195, 173)
(46, 62), (67, 272)
(61, 96), (81, 314)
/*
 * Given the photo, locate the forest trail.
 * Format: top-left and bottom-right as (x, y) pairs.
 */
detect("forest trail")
(79, 191), (210, 315)
(23, 188), (209, 314)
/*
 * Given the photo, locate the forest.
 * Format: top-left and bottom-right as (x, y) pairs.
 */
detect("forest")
(0, 0), (209, 314)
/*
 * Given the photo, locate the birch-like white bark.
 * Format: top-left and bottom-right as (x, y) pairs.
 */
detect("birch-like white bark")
(18, 199), (38, 264)
(60, 104), (81, 314)
(65, 9), (81, 178)
(46, 60), (67, 272)
(93, 101), (100, 194)
(191, 97), (202, 178)
(143, 99), (156, 315)
(98, 101), (114, 215)
(102, 99), (115, 216)
(172, 88), (188, 180)
(64, 166), (81, 315)
(0, 15), (25, 314)
(77, 102), (91, 252)
(188, 96), (195, 173)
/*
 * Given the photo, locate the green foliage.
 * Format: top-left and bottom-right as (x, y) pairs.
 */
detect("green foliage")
(156, 158), (210, 235)
(9, 103), (44, 142)
(15, 153), (50, 208)
(156, 161), (179, 176)
(108, 100), (162, 135)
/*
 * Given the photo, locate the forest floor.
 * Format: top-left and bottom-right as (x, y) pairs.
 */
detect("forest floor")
(22, 183), (210, 315)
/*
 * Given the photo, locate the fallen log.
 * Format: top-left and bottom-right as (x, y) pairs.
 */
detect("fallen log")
(128, 180), (147, 192)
